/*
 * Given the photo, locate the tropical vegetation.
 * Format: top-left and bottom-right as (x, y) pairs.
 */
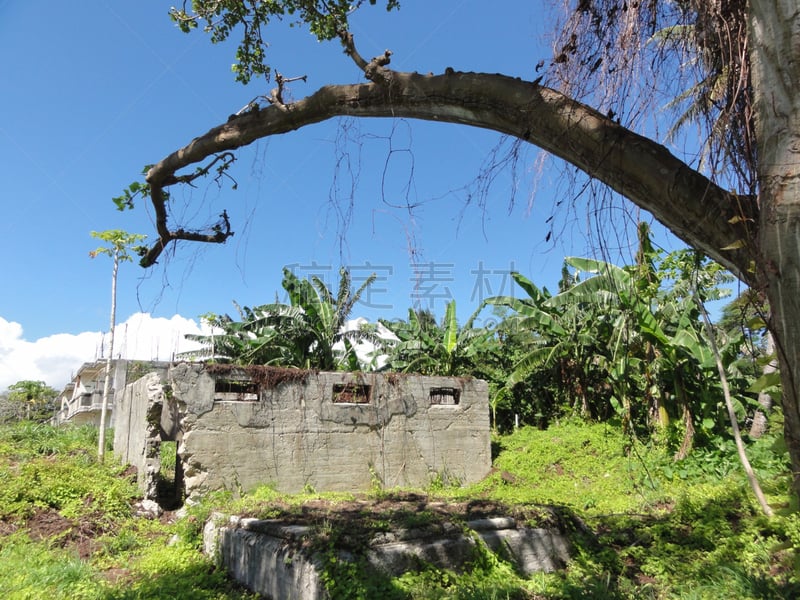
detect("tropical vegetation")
(0, 381), (58, 424)
(0, 419), (796, 599)
(483, 226), (743, 446)
(115, 0), (800, 500)
(3, 238), (796, 594)
(177, 234), (776, 463)
(182, 266), (381, 370)
(379, 301), (493, 377)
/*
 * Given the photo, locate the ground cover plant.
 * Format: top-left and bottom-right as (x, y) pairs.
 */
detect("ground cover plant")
(0, 423), (258, 600)
(0, 420), (797, 599)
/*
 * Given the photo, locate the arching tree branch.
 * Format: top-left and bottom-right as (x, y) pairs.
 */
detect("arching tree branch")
(143, 68), (757, 283)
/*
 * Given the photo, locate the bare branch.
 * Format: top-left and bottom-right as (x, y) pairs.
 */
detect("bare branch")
(165, 152), (237, 187)
(268, 72), (308, 108)
(140, 210), (232, 268)
(339, 31), (369, 71)
(339, 31), (393, 84)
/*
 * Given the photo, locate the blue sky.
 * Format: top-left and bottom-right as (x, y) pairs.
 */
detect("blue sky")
(0, 1), (688, 388)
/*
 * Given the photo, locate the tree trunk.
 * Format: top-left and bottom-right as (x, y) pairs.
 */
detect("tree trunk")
(673, 370), (695, 461)
(98, 249), (119, 462)
(749, 1), (800, 494)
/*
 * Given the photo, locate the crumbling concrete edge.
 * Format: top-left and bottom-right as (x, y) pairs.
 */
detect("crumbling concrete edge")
(203, 513), (572, 597)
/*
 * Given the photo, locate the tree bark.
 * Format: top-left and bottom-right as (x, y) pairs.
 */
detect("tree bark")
(749, 0), (800, 493)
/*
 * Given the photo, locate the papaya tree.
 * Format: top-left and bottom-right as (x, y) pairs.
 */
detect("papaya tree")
(120, 2), (800, 498)
(90, 230), (147, 461)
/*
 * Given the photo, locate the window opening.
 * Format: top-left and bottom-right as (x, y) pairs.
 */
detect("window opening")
(332, 383), (371, 404)
(214, 379), (259, 401)
(430, 387), (460, 405)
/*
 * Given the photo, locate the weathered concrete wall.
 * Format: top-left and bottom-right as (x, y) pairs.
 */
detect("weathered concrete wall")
(203, 514), (571, 598)
(204, 516), (325, 600)
(171, 364), (491, 499)
(116, 364), (491, 502)
(113, 372), (169, 498)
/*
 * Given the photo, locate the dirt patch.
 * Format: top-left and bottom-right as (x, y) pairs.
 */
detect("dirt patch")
(238, 491), (573, 533)
(0, 519), (19, 537)
(24, 507), (111, 560)
(26, 508), (73, 542)
(102, 567), (134, 585)
(120, 464), (138, 480)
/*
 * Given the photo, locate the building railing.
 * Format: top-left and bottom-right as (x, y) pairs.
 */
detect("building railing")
(58, 392), (114, 422)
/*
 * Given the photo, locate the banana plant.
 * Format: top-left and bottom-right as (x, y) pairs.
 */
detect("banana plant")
(484, 270), (608, 418)
(380, 300), (493, 376)
(554, 249), (741, 457)
(182, 267), (381, 370)
(485, 222), (741, 446)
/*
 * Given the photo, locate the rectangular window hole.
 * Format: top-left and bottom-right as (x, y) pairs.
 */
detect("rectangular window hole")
(430, 387), (460, 405)
(214, 379), (259, 402)
(333, 383), (371, 404)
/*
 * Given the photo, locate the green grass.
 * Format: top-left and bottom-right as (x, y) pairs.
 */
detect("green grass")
(0, 422), (257, 600)
(0, 532), (104, 600)
(459, 419), (669, 514)
(0, 420), (797, 599)
(453, 421), (800, 598)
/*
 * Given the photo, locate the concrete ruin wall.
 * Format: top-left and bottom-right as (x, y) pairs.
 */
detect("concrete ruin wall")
(114, 363), (491, 502)
(114, 372), (170, 500)
(203, 514), (571, 598)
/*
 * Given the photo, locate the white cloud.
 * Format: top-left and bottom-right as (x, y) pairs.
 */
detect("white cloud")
(0, 313), (208, 392)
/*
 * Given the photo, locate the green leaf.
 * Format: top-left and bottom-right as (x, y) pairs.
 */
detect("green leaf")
(443, 300), (458, 354)
(747, 371), (782, 394)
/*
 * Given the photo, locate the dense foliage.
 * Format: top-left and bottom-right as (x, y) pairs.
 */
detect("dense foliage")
(180, 230), (778, 469)
(169, 0), (400, 84)
(379, 301), (493, 377)
(183, 266), (381, 370)
(0, 381), (58, 424)
(0, 421), (796, 598)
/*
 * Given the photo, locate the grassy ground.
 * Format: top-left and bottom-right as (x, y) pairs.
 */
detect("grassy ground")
(0, 420), (797, 599)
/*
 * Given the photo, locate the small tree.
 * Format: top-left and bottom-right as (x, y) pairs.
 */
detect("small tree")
(89, 229), (146, 461)
(5, 380), (58, 423)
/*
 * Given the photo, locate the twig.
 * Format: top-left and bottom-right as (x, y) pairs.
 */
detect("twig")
(694, 293), (773, 517)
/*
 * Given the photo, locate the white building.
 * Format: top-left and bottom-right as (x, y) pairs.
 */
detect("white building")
(53, 360), (169, 427)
